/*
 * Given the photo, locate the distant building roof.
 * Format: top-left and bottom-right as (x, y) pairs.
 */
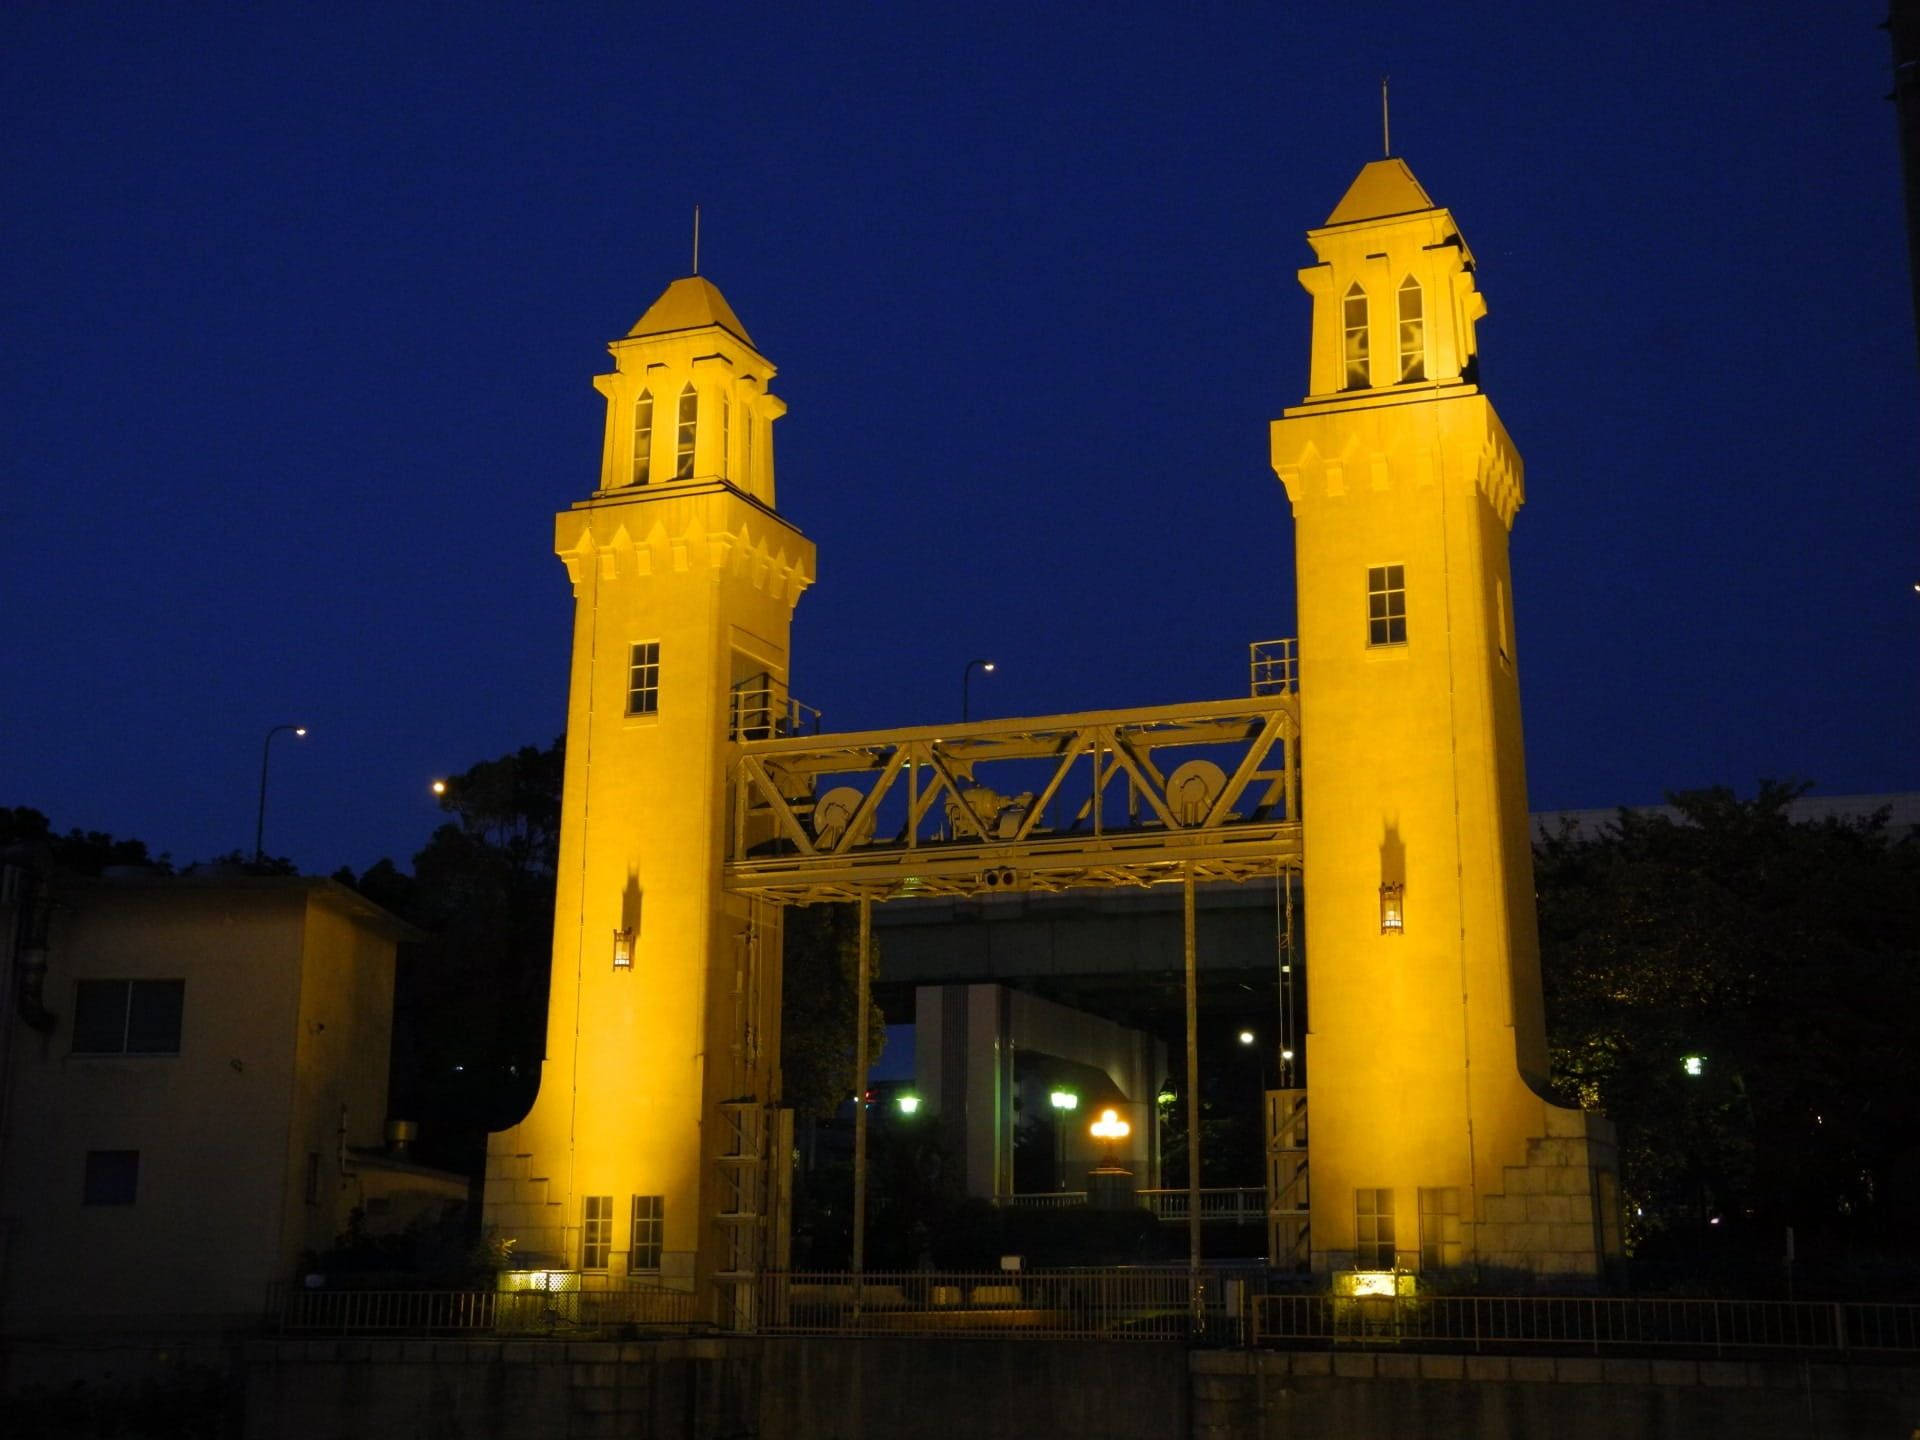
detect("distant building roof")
(1324, 157), (1436, 226)
(627, 275), (755, 347)
(59, 872), (425, 943)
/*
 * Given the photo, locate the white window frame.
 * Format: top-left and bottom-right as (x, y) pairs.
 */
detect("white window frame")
(626, 641), (660, 717)
(582, 1195), (613, 1270)
(1397, 276), (1425, 384)
(675, 384), (697, 479)
(629, 1194), (664, 1273)
(1342, 283), (1370, 389)
(631, 390), (653, 486)
(1367, 565), (1407, 647)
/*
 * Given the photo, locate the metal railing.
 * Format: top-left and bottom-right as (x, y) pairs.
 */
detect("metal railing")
(1003, 1187), (1267, 1224)
(757, 1268), (1244, 1341)
(728, 678), (821, 740)
(1249, 638), (1297, 696)
(1251, 1293), (1920, 1356)
(268, 1283), (697, 1336)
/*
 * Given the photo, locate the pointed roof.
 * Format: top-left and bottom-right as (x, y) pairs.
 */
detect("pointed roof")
(1324, 158), (1436, 226)
(627, 275), (755, 347)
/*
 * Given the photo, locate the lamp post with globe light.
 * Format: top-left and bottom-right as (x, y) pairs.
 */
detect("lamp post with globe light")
(962, 658), (995, 722)
(253, 724), (307, 866)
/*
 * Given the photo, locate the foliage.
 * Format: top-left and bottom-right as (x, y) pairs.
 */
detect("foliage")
(0, 807), (169, 875)
(1537, 783), (1920, 1265)
(305, 1202), (492, 1288)
(338, 739), (565, 1171)
(780, 904), (886, 1121)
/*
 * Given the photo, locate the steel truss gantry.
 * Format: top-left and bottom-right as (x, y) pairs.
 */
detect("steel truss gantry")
(723, 694), (1302, 904)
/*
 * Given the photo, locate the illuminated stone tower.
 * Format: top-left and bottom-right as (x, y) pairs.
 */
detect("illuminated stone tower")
(1271, 160), (1620, 1277)
(484, 277), (814, 1316)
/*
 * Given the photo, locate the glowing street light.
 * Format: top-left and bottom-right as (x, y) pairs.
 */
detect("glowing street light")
(1682, 1054), (1706, 1077)
(430, 779), (448, 796)
(254, 724), (308, 865)
(1238, 1029), (1256, 1046)
(962, 658), (996, 722)
(1049, 1089), (1078, 1111)
(896, 1093), (922, 1116)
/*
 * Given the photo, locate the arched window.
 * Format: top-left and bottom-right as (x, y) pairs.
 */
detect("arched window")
(1342, 283), (1370, 389)
(719, 395), (731, 480)
(631, 391), (653, 486)
(1397, 276), (1425, 384)
(675, 384), (697, 480)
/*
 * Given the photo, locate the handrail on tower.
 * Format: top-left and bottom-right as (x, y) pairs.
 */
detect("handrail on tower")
(1249, 638), (1297, 697)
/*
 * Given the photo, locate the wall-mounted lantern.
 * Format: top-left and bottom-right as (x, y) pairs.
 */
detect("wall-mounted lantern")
(1379, 881), (1405, 935)
(612, 927), (635, 969)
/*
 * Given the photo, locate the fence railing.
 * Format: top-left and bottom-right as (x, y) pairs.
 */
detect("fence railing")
(756, 1268), (1245, 1341)
(263, 1279), (1920, 1355)
(1003, 1188), (1266, 1224)
(1251, 1293), (1920, 1356)
(268, 1283), (697, 1336)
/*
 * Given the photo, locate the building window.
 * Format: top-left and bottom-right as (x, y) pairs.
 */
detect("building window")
(83, 1149), (139, 1206)
(1367, 565), (1407, 647)
(675, 384), (697, 479)
(626, 641), (660, 716)
(1355, 1187), (1395, 1269)
(305, 1151), (321, 1206)
(719, 395), (731, 480)
(630, 1194), (664, 1272)
(72, 979), (185, 1055)
(582, 1195), (613, 1269)
(631, 390), (653, 486)
(1342, 283), (1370, 389)
(1495, 578), (1513, 666)
(1419, 1187), (1461, 1270)
(1397, 277), (1425, 383)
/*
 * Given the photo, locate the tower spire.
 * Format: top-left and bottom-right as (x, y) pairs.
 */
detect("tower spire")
(692, 204), (701, 275)
(1380, 75), (1390, 157)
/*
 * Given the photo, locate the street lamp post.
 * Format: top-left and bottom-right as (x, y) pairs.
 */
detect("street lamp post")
(961, 658), (996, 722)
(254, 724), (307, 865)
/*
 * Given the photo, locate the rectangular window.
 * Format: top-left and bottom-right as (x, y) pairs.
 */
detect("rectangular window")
(675, 387), (697, 479)
(1418, 1187), (1461, 1270)
(719, 396), (731, 480)
(1367, 565), (1407, 647)
(629, 1194), (665, 1272)
(582, 1195), (613, 1269)
(83, 1149), (139, 1206)
(1355, 1187), (1395, 1269)
(626, 641), (660, 716)
(72, 979), (185, 1055)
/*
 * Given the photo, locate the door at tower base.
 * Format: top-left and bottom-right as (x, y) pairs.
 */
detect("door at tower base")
(1271, 157), (1624, 1279)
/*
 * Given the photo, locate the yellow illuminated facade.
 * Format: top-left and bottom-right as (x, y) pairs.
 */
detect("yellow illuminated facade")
(493, 158), (1618, 1304)
(1272, 159), (1621, 1276)
(482, 277), (813, 1317)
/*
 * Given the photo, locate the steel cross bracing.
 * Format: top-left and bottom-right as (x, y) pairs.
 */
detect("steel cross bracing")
(724, 695), (1302, 904)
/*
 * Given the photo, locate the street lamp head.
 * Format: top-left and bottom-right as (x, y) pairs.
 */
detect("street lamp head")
(1048, 1089), (1077, 1111)
(1238, 1029), (1255, 1046)
(983, 662), (996, 673)
(431, 779), (448, 796)
(1280, 1048), (1295, 1062)
(293, 726), (307, 737)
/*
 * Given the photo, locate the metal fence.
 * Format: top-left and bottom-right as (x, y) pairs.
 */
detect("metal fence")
(756, 1268), (1245, 1341)
(1251, 1293), (1920, 1356)
(1002, 1187), (1267, 1224)
(268, 1283), (697, 1336)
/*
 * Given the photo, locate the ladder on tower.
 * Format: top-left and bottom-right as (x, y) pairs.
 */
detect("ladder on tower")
(712, 1099), (792, 1332)
(1265, 1088), (1309, 1270)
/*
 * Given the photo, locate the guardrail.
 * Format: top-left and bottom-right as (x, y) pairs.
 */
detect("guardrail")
(1251, 1293), (1920, 1356)
(757, 1268), (1244, 1341)
(268, 1283), (697, 1336)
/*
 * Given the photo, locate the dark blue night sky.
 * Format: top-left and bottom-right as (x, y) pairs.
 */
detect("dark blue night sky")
(4, 3), (1914, 876)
